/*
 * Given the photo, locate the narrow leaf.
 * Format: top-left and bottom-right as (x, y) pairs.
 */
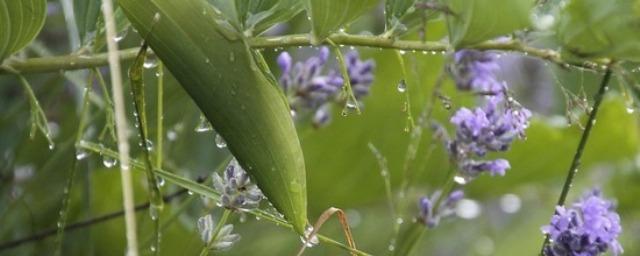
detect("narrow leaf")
(304, 0), (379, 43)
(74, 0), (102, 43)
(235, 0), (305, 35)
(118, 0), (308, 234)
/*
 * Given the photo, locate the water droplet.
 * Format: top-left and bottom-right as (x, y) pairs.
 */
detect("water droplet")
(195, 115), (213, 133)
(157, 177), (165, 187)
(188, 190), (194, 195)
(453, 175), (469, 185)
(215, 134), (227, 148)
(48, 143), (55, 150)
(57, 221), (63, 228)
(396, 217), (404, 225)
(75, 149), (89, 160)
(102, 156), (118, 168)
(399, 50), (406, 55)
(149, 205), (160, 220)
(143, 55), (158, 69)
(627, 106), (635, 114)
(299, 225), (319, 248)
(114, 28), (129, 42)
(166, 130), (178, 141)
(290, 109), (297, 118)
(397, 79), (407, 93)
(388, 244), (395, 251)
(145, 139), (154, 151)
(150, 245), (156, 252)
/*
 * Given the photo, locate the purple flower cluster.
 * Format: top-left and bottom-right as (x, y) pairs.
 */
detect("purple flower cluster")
(448, 49), (532, 179)
(418, 190), (464, 228)
(449, 49), (503, 94)
(277, 47), (375, 127)
(542, 189), (623, 256)
(212, 159), (263, 210)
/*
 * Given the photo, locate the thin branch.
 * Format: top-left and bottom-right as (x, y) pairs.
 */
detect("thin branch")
(101, 0), (138, 255)
(539, 68), (613, 254)
(1, 35), (608, 75)
(0, 189), (190, 252)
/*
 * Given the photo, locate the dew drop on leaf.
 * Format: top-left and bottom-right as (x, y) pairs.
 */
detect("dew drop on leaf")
(397, 79), (407, 93)
(102, 156), (118, 168)
(215, 134), (227, 148)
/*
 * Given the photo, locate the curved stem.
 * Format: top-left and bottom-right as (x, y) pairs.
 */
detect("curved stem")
(1, 35), (607, 75)
(539, 68), (613, 254)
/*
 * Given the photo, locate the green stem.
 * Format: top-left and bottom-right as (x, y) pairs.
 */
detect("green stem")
(327, 39), (361, 115)
(77, 141), (372, 256)
(0, 35), (607, 75)
(199, 209), (232, 256)
(539, 69), (613, 254)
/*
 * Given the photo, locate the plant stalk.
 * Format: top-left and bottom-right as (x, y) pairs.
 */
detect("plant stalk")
(539, 69), (613, 254)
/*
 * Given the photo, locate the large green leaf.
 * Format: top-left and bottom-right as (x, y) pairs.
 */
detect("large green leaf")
(443, 0), (534, 47)
(304, 0), (379, 43)
(556, 0), (640, 61)
(74, 0), (102, 44)
(0, 0), (47, 61)
(118, 0), (308, 234)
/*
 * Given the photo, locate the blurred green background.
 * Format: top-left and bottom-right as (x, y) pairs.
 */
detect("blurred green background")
(1, 1), (639, 255)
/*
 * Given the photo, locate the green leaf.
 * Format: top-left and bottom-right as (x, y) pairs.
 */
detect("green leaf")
(235, 0), (305, 35)
(443, 0), (534, 47)
(118, 0), (308, 234)
(74, 0), (102, 44)
(385, 0), (416, 30)
(0, 0), (47, 61)
(304, 0), (379, 44)
(556, 0), (640, 61)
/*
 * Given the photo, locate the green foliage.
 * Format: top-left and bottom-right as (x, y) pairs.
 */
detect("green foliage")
(118, 0), (308, 234)
(385, 0), (416, 30)
(556, 0), (640, 61)
(0, 0), (47, 61)
(304, 0), (379, 43)
(236, 0), (305, 35)
(73, 0), (102, 43)
(443, 0), (534, 47)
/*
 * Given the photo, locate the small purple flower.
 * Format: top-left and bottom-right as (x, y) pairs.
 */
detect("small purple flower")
(345, 51), (375, 99)
(212, 159), (263, 210)
(276, 47), (375, 127)
(450, 97), (531, 158)
(418, 190), (464, 228)
(542, 189), (623, 256)
(450, 49), (503, 94)
(461, 158), (510, 177)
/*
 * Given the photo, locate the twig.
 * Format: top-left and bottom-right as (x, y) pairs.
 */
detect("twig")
(1, 35), (608, 75)
(538, 68), (613, 254)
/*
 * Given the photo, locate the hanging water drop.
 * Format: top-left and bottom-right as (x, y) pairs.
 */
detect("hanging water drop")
(453, 175), (469, 185)
(48, 143), (55, 150)
(215, 134), (227, 148)
(397, 79), (407, 93)
(145, 139), (154, 152)
(102, 156), (118, 168)
(627, 106), (635, 114)
(75, 149), (89, 160)
(114, 28), (129, 42)
(143, 55), (158, 69)
(157, 176), (165, 187)
(149, 205), (160, 220)
(195, 115), (213, 132)
(299, 225), (319, 248)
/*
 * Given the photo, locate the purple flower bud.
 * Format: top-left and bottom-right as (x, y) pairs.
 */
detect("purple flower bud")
(277, 52), (292, 74)
(461, 159), (511, 177)
(212, 159), (263, 210)
(542, 189), (623, 256)
(450, 49), (502, 94)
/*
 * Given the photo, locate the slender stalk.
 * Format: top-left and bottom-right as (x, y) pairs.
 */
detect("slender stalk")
(0, 35), (607, 75)
(0, 189), (190, 251)
(101, 0), (138, 255)
(539, 69), (613, 254)
(53, 71), (94, 256)
(199, 209), (232, 256)
(76, 141), (372, 256)
(328, 39), (361, 115)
